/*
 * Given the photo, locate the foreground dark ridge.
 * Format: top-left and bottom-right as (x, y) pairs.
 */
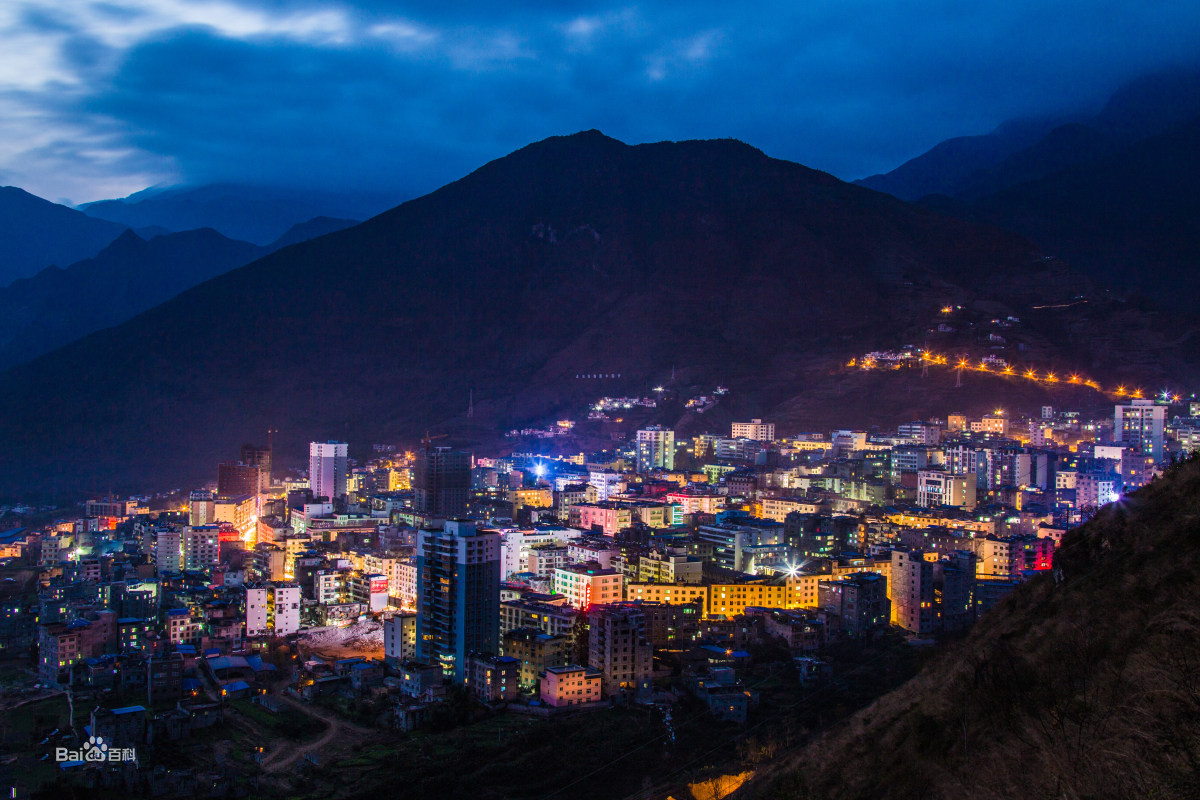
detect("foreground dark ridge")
(737, 454), (1200, 800)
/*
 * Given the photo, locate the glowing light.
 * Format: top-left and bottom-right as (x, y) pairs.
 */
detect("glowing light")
(1046, 372), (1057, 382)
(1003, 366), (1014, 375)
(1069, 374), (1080, 383)
(1025, 369), (1037, 379)
(994, 409), (1004, 416)
(1116, 386), (1126, 396)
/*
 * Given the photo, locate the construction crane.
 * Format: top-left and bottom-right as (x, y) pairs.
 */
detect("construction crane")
(420, 431), (447, 450)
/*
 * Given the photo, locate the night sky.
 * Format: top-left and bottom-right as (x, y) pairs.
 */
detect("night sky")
(3, 0), (1199, 204)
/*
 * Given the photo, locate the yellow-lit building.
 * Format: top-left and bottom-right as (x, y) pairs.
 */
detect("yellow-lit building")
(759, 497), (820, 523)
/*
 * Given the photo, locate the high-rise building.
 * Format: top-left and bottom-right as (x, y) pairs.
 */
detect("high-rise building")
(188, 490), (215, 526)
(635, 426), (675, 472)
(1115, 399), (1166, 462)
(309, 441), (348, 500)
(415, 520), (500, 680)
(218, 462), (263, 496)
(183, 526), (221, 571)
(412, 448), (472, 517)
(240, 443), (272, 487)
(587, 603), (653, 695)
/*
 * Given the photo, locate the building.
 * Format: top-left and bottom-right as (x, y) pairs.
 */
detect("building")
(415, 520), (501, 680)
(183, 526), (221, 571)
(636, 426), (675, 472)
(384, 613), (417, 664)
(817, 572), (890, 637)
(245, 583), (300, 638)
(890, 549), (976, 636)
(217, 462), (263, 497)
(587, 604), (653, 695)
(467, 654), (520, 703)
(540, 664), (603, 707)
(309, 441), (349, 500)
(1115, 400), (1166, 461)
(240, 443), (272, 487)
(917, 469), (977, 510)
(552, 564), (624, 610)
(413, 448), (472, 517)
(637, 551), (703, 584)
(731, 419), (775, 442)
(154, 528), (183, 575)
(189, 491), (215, 526)
(502, 628), (567, 689)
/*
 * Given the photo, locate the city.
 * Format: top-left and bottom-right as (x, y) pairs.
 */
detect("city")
(1, 383), (1195, 797)
(1, 2), (1199, 798)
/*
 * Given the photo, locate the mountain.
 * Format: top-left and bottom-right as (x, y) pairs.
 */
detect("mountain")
(0, 186), (129, 286)
(266, 216), (360, 250)
(80, 183), (400, 245)
(856, 68), (1200, 201)
(959, 115), (1200, 308)
(0, 130), (1179, 498)
(0, 228), (265, 371)
(739, 454), (1200, 800)
(853, 115), (1072, 201)
(0, 216), (367, 371)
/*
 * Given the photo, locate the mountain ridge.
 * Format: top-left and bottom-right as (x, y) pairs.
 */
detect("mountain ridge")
(0, 130), (1185, 499)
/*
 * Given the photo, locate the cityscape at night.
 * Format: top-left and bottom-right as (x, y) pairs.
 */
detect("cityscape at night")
(2, 2), (1200, 799)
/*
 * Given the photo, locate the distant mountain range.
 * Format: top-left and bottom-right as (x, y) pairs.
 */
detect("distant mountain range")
(0, 187), (128, 286)
(0, 216), (358, 371)
(5, 130), (1190, 498)
(857, 68), (1200, 309)
(79, 183), (403, 245)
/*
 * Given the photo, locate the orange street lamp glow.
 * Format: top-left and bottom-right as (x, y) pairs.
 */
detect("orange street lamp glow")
(1025, 369), (1037, 379)
(1003, 366), (1014, 375)
(1046, 372), (1057, 382)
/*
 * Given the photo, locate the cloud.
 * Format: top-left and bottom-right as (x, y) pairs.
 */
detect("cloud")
(1, 0), (1199, 202)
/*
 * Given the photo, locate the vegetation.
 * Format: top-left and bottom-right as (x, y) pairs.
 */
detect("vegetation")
(741, 454), (1200, 800)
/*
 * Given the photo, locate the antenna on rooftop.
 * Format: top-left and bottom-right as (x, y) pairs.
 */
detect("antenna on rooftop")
(468, 389), (474, 420)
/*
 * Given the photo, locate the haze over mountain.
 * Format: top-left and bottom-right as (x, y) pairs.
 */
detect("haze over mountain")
(739, 454), (1200, 800)
(856, 68), (1200, 201)
(0, 216), (363, 372)
(79, 184), (402, 245)
(857, 69), (1200, 310)
(0, 187), (129, 286)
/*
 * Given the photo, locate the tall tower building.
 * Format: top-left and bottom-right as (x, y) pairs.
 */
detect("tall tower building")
(1115, 399), (1166, 462)
(415, 520), (500, 680)
(309, 441), (348, 500)
(635, 426), (675, 472)
(218, 462), (263, 496)
(240, 443), (272, 488)
(412, 448), (472, 517)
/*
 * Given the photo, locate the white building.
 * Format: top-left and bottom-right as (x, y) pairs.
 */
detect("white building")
(154, 529), (183, 575)
(916, 469), (977, 510)
(731, 419), (775, 442)
(246, 583), (301, 638)
(183, 526), (221, 571)
(497, 525), (581, 579)
(384, 612), (417, 663)
(309, 441), (349, 500)
(1115, 400), (1165, 461)
(635, 426), (675, 472)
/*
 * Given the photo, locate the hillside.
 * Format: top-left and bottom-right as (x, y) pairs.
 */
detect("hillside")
(0, 187), (128, 286)
(0, 129), (1067, 497)
(739, 455), (1200, 800)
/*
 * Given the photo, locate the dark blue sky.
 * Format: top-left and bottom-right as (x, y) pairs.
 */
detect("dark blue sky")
(2, 0), (1199, 203)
